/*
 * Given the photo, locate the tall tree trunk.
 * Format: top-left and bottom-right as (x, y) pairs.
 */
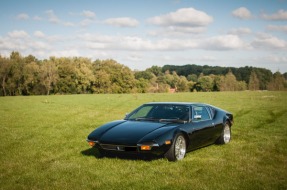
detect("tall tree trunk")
(46, 78), (51, 95)
(47, 87), (50, 95)
(2, 76), (6, 96)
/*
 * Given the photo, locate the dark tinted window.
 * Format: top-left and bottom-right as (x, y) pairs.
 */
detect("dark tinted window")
(128, 104), (190, 121)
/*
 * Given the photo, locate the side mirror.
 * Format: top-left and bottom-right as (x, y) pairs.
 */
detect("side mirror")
(194, 115), (201, 120)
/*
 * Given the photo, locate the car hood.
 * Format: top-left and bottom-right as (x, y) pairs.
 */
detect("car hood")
(96, 120), (176, 145)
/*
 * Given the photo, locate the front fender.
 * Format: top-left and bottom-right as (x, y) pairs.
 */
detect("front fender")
(87, 120), (126, 140)
(138, 125), (178, 145)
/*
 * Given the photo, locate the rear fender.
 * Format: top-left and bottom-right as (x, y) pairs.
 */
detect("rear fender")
(223, 114), (233, 127)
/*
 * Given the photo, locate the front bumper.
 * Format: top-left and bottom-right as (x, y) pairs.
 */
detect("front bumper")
(87, 139), (170, 156)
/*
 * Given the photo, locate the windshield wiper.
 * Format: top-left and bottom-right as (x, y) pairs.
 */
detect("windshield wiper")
(159, 118), (187, 124)
(132, 117), (159, 122)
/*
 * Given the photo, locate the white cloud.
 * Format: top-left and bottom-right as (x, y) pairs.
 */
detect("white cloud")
(0, 30), (55, 58)
(201, 34), (246, 50)
(44, 10), (75, 27)
(80, 32), (252, 52)
(31, 41), (51, 50)
(0, 36), (21, 51)
(33, 16), (42, 21)
(147, 8), (213, 36)
(80, 19), (94, 26)
(148, 26), (206, 37)
(252, 55), (287, 72)
(266, 25), (287, 33)
(82, 10), (96, 19)
(147, 8), (213, 27)
(45, 10), (60, 24)
(8, 30), (29, 38)
(34, 31), (45, 38)
(155, 38), (198, 50)
(50, 49), (80, 57)
(228, 27), (252, 35)
(16, 13), (29, 20)
(262, 55), (287, 63)
(80, 33), (199, 51)
(77, 10), (96, 27)
(33, 31), (62, 43)
(126, 54), (142, 62)
(104, 17), (139, 27)
(199, 56), (217, 62)
(252, 35), (286, 49)
(63, 22), (75, 27)
(79, 33), (115, 43)
(261, 9), (287, 21)
(112, 36), (154, 50)
(232, 7), (252, 19)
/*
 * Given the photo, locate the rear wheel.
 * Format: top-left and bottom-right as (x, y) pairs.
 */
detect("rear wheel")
(218, 122), (231, 144)
(164, 134), (186, 161)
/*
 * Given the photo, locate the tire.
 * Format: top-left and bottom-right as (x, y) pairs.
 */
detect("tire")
(218, 122), (231, 144)
(97, 148), (106, 158)
(164, 133), (186, 161)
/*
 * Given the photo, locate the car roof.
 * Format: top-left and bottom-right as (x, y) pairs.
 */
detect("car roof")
(144, 102), (209, 107)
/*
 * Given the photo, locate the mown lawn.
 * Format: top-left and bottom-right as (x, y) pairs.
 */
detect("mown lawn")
(0, 91), (286, 190)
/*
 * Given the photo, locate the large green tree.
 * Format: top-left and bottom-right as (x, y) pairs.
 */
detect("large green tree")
(220, 71), (238, 91)
(41, 58), (58, 95)
(92, 59), (136, 93)
(267, 72), (286, 91)
(23, 61), (40, 95)
(248, 70), (260, 91)
(0, 56), (11, 96)
(198, 75), (213, 92)
(0, 51), (284, 96)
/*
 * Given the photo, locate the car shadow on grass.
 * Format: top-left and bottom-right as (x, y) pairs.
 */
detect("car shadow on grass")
(81, 148), (162, 161)
(81, 148), (100, 157)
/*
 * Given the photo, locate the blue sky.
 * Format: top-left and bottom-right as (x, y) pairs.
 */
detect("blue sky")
(1, 0), (287, 73)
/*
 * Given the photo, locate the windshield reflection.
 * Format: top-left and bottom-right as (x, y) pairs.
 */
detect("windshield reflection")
(126, 104), (190, 123)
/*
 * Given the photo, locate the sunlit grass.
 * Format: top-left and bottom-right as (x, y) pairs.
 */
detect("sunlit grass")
(0, 91), (286, 189)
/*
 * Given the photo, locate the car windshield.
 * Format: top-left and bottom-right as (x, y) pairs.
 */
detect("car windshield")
(126, 104), (190, 123)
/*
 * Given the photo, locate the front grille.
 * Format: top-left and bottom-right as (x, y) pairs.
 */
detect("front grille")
(100, 144), (137, 152)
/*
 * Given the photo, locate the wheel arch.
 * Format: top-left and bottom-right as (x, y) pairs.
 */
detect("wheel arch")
(223, 114), (233, 127)
(175, 129), (190, 148)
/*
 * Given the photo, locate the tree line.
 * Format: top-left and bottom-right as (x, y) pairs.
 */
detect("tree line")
(0, 51), (286, 96)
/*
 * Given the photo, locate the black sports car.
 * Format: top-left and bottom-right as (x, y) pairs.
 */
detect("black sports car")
(87, 102), (233, 161)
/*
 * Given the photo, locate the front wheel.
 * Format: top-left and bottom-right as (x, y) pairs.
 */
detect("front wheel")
(164, 134), (186, 161)
(96, 148), (106, 158)
(217, 122), (231, 144)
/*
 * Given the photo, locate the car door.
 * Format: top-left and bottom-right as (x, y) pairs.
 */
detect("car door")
(206, 106), (223, 141)
(187, 105), (216, 151)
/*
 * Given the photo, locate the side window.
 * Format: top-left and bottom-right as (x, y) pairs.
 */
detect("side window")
(193, 106), (211, 121)
(207, 106), (215, 119)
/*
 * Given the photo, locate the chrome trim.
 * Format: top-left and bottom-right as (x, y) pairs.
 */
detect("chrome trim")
(86, 139), (99, 143)
(137, 143), (159, 147)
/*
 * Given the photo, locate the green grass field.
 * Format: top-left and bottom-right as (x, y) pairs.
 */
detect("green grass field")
(1, 92), (287, 190)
